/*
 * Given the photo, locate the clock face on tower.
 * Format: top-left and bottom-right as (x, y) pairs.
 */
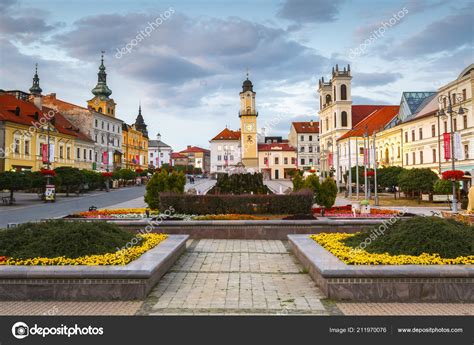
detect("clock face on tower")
(245, 123), (255, 132)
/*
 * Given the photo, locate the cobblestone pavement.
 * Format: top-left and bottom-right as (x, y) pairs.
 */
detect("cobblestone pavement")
(0, 301), (142, 315)
(138, 239), (331, 315)
(337, 303), (474, 315)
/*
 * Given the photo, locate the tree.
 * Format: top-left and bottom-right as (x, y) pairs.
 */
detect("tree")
(433, 179), (460, 203)
(0, 171), (31, 204)
(144, 170), (186, 209)
(398, 168), (439, 201)
(316, 177), (337, 209)
(54, 167), (84, 196)
(118, 169), (137, 181)
(377, 166), (406, 198)
(292, 171), (304, 191)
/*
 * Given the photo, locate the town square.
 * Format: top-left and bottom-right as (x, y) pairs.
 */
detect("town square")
(0, 0), (472, 344)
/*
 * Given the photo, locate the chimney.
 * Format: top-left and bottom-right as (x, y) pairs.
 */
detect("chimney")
(187, 145), (191, 149)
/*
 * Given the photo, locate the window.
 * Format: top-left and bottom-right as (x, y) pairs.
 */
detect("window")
(95, 152), (98, 162)
(334, 86), (336, 100)
(101, 136), (105, 144)
(101, 121), (104, 129)
(397, 146), (400, 158)
(59, 146), (64, 159)
(412, 152), (416, 165)
(300, 135), (304, 141)
(341, 111), (348, 127)
(325, 94), (331, 104)
(405, 153), (408, 165)
(453, 118), (457, 131)
(300, 158), (305, 165)
(107, 123), (110, 131)
(83, 149), (86, 160)
(462, 89), (467, 101)
(411, 130), (415, 141)
(420, 151), (423, 164)
(291, 157), (296, 165)
(24, 140), (30, 155)
(95, 134), (98, 142)
(309, 135), (312, 141)
(452, 93), (456, 105)
(150, 152), (154, 158)
(309, 158), (313, 164)
(444, 121), (447, 133)
(340, 84), (347, 100)
(217, 155), (222, 161)
(334, 112), (337, 128)
(432, 124), (436, 137)
(218, 145), (222, 151)
(284, 157), (288, 165)
(419, 128), (423, 140)
(300, 146), (305, 152)
(89, 150), (92, 161)
(14, 138), (20, 154)
(264, 157), (268, 165)
(230, 155), (234, 161)
(464, 144), (469, 159)
(66, 147), (71, 160)
(95, 119), (98, 127)
(274, 157), (279, 165)
(359, 147), (364, 155)
(325, 118), (329, 131)
(309, 146), (313, 153)
(77, 148), (80, 159)
(405, 132), (408, 143)
(432, 149), (437, 163)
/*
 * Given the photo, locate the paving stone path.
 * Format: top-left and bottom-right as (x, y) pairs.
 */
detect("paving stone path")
(138, 239), (336, 315)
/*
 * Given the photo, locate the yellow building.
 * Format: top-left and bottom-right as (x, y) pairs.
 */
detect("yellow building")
(258, 142), (297, 180)
(122, 105), (149, 170)
(239, 75), (258, 169)
(0, 93), (82, 172)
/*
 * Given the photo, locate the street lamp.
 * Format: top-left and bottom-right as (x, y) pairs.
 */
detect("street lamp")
(436, 91), (468, 213)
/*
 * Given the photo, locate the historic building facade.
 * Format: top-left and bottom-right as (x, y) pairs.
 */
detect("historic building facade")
(148, 133), (172, 169)
(122, 105), (149, 170)
(209, 128), (242, 174)
(288, 121), (320, 172)
(178, 145), (210, 173)
(258, 142), (297, 180)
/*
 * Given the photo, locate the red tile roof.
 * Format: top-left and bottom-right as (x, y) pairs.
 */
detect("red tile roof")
(338, 106), (399, 141)
(351, 105), (388, 126)
(43, 93), (89, 111)
(258, 142), (296, 152)
(0, 94), (93, 142)
(180, 145), (210, 154)
(211, 128), (241, 141)
(292, 121), (319, 133)
(171, 152), (187, 159)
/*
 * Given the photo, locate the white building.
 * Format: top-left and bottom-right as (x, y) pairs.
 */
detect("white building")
(148, 133), (172, 168)
(288, 121), (320, 172)
(210, 128), (242, 174)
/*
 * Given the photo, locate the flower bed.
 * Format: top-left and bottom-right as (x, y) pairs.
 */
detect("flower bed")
(313, 205), (400, 218)
(193, 214), (271, 220)
(311, 233), (474, 265)
(72, 208), (159, 219)
(0, 233), (167, 266)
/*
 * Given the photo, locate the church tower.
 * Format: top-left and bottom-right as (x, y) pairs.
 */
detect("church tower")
(239, 73), (258, 169)
(87, 51), (116, 117)
(134, 103), (149, 137)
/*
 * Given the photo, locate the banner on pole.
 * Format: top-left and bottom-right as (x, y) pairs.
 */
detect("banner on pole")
(453, 132), (462, 160)
(328, 152), (333, 167)
(49, 144), (55, 163)
(443, 133), (451, 160)
(41, 144), (48, 163)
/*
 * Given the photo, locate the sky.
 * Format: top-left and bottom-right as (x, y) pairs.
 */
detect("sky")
(0, 0), (473, 151)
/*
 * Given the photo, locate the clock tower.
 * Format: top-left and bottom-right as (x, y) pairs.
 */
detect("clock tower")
(87, 51), (116, 117)
(239, 74), (258, 169)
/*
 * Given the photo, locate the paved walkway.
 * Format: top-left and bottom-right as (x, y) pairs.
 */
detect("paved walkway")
(264, 180), (293, 194)
(138, 239), (331, 315)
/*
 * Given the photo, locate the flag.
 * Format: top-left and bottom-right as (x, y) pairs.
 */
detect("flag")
(102, 152), (108, 164)
(49, 144), (55, 163)
(41, 144), (48, 163)
(328, 152), (333, 167)
(454, 132), (462, 160)
(443, 133), (451, 160)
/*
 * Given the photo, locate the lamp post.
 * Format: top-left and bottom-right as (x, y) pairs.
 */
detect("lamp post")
(437, 91), (468, 213)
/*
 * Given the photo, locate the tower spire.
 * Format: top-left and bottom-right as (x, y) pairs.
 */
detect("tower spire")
(29, 63), (42, 96)
(91, 51), (112, 99)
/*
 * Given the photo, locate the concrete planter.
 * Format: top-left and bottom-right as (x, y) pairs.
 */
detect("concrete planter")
(0, 235), (188, 301)
(288, 235), (474, 302)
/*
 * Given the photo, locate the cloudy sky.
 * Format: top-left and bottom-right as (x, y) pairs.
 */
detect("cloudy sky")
(0, 0), (473, 150)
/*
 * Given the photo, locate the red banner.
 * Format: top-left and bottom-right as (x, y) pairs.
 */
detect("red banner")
(363, 148), (368, 165)
(41, 144), (47, 163)
(328, 152), (333, 167)
(102, 152), (108, 164)
(443, 133), (451, 160)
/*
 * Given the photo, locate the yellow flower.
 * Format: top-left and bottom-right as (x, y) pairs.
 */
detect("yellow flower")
(1, 234), (168, 266)
(310, 233), (474, 265)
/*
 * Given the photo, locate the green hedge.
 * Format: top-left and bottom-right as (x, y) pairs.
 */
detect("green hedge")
(158, 190), (313, 215)
(207, 173), (272, 195)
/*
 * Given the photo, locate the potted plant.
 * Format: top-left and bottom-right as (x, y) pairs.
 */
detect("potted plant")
(360, 199), (370, 214)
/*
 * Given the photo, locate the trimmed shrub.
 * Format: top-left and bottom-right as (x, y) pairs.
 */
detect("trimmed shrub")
(344, 216), (474, 258)
(145, 170), (186, 209)
(0, 221), (137, 259)
(316, 177), (337, 209)
(158, 190), (313, 215)
(207, 173), (271, 195)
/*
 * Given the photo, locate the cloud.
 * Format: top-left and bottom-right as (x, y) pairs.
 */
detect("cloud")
(353, 72), (402, 87)
(277, 0), (346, 23)
(383, 9), (473, 58)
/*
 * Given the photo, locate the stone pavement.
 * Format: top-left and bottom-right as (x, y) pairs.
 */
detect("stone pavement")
(0, 301), (141, 315)
(138, 239), (332, 315)
(337, 303), (474, 315)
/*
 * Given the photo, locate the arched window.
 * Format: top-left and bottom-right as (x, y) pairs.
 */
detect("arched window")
(98, 107), (103, 113)
(325, 94), (331, 105)
(385, 148), (389, 163)
(340, 84), (347, 100)
(341, 111), (348, 127)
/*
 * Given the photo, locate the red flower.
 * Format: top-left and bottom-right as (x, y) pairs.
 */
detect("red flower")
(40, 169), (56, 176)
(441, 170), (464, 181)
(365, 170), (375, 177)
(0, 256), (8, 263)
(102, 172), (113, 178)
(135, 168), (144, 173)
